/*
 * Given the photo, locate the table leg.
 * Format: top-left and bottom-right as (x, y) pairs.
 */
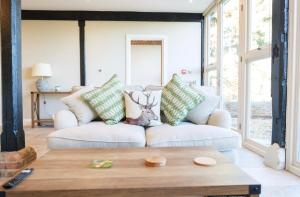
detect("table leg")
(31, 93), (35, 128)
(37, 94), (41, 126)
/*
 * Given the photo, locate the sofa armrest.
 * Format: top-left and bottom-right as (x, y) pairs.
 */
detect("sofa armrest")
(207, 110), (232, 129)
(53, 110), (78, 130)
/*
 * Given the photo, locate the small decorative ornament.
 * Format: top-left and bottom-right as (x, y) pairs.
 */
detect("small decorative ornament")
(264, 143), (285, 170)
(54, 86), (61, 92)
(193, 157), (217, 166)
(145, 156), (167, 167)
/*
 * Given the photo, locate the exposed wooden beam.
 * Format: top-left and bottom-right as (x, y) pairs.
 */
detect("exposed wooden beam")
(78, 20), (86, 86)
(21, 10), (203, 22)
(1, 0), (25, 151)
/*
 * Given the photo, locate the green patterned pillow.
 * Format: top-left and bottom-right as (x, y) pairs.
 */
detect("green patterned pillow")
(81, 75), (125, 125)
(161, 74), (205, 126)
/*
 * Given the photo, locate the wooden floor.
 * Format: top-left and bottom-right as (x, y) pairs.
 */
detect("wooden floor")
(24, 126), (54, 158)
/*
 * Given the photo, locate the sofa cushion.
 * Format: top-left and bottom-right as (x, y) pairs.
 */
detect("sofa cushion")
(124, 90), (162, 127)
(146, 122), (241, 151)
(48, 122), (145, 149)
(161, 74), (205, 126)
(62, 86), (98, 125)
(81, 75), (125, 125)
(186, 86), (220, 125)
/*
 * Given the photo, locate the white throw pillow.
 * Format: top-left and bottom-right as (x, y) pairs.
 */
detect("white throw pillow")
(62, 86), (98, 125)
(186, 86), (220, 125)
(124, 90), (162, 127)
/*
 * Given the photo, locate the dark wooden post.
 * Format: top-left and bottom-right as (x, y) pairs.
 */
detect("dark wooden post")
(1, 0), (25, 151)
(271, 0), (289, 147)
(78, 20), (86, 86)
(200, 17), (205, 85)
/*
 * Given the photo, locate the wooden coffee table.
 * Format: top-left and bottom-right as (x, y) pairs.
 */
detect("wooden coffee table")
(0, 147), (261, 197)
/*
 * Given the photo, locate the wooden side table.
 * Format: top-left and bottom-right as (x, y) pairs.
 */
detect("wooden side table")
(30, 91), (71, 128)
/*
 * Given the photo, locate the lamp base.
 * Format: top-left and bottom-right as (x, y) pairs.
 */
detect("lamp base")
(36, 78), (50, 92)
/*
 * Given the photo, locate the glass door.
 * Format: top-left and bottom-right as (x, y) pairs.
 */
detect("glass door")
(221, 0), (240, 130)
(244, 0), (273, 150)
(247, 58), (272, 146)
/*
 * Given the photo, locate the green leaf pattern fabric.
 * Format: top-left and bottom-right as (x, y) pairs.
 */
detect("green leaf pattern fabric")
(81, 75), (125, 125)
(161, 74), (205, 126)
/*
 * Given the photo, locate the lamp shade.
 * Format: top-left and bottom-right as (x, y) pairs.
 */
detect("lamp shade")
(32, 63), (52, 77)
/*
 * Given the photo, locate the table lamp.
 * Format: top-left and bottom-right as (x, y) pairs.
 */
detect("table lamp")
(32, 63), (52, 92)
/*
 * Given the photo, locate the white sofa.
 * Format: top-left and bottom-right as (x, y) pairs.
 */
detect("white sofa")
(48, 109), (241, 161)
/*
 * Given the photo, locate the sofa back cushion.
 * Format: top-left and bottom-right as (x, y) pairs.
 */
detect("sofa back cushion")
(62, 86), (98, 125)
(186, 86), (220, 125)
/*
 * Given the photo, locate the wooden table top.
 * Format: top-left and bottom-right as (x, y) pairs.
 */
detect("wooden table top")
(1, 147), (261, 197)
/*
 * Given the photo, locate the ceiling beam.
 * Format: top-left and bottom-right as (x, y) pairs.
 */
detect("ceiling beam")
(21, 10), (203, 22)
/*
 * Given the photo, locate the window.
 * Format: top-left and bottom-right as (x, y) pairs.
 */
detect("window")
(248, 58), (272, 146)
(205, 8), (219, 95)
(207, 69), (218, 90)
(244, 0), (272, 147)
(204, 0), (273, 154)
(249, 0), (272, 50)
(205, 0), (239, 129)
(221, 0), (239, 129)
(208, 10), (218, 66)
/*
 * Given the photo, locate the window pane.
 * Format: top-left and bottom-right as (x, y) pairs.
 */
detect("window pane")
(208, 10), (218, 65)
(249, 0), (272, 49)
(207, 70), (218, 94)
(222, 0), (239, 129)
(248, 58), (272, 146)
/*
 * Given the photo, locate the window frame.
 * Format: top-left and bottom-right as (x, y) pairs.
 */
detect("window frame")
(286, 0), (300, 176)
(204, 0), (240, 130)
(204, 6), (221, 96)
(246, 0), (272, 52)
(242, 0), (272, 155)
(204, 0), (273, 155)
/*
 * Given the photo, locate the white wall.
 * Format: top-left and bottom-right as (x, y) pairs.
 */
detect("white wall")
(0, 20), (202, 122)
(85, 21), (201, 86)
(22, 21), (80, 120)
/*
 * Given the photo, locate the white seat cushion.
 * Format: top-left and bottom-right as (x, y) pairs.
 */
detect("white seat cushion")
(48, 122), (146, 149)
(146, 122), (241, 151)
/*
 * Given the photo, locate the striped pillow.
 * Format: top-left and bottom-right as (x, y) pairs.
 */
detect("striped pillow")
(161, 74), (205, 126)
(81, 75), (125, 125)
